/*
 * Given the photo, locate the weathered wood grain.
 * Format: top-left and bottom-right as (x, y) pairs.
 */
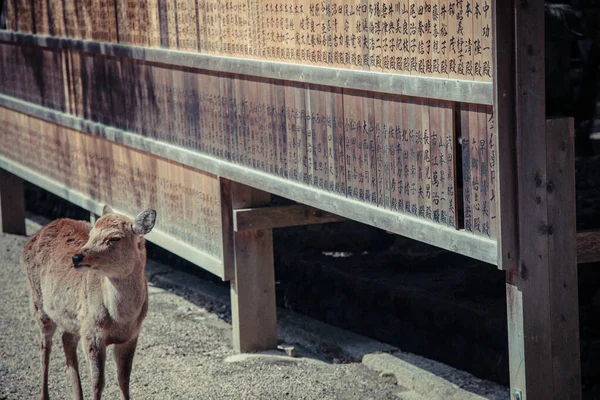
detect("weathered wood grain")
(577, 231), (600, 264)
(229, 181), (277, 353)
(233, 204), (345, 231)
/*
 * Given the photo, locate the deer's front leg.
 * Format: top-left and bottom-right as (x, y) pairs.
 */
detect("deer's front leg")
(114, 336), (138, 400)
(83, 335), (106, 400)
(61, 332), (83, 400)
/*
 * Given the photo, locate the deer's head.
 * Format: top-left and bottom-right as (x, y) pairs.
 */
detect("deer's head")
(72, 206), (156, 278)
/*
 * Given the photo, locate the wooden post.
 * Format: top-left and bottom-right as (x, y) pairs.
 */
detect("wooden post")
(225, 179), (277, 353)
(506, 119), (581, 399)
(0, 169), (26, 235)
(492, 0), (518, 270)
(505, 1), (582, 398)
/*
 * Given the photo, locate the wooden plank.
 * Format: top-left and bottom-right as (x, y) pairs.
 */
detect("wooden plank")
(506, 0), (582, 395)
(273, 80), (287, 179)
(546, 118), (581, 397)
(0, 107), (226, 276)
(485, 105), (499, 238)
(506, 0), (549, 396)
(146, 0), (161, 47)
(233, 204), (345, 231)
(577, 231), (600, 264)
(106, 0), (118, 43)
(0, 168), (26, 235)
(419, 97), (430, 220)
(374, 94), (389, 208)
(229, 181), (277, 353)
(429, 98), (441, 223)
(219, 177), (234, 281)
(0, 30), (495, 104)
(493, 0), (518, 270)
(17, 0), (34, 34)
(5, 0), (16, 31)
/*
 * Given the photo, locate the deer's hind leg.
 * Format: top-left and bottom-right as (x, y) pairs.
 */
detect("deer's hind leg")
(25, 260), (57, 400)
(62, 332), (83, 400)
(38, 315), (57, 400)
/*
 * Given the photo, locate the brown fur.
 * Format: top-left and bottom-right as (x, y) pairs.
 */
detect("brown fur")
(22, 207), (156, 400)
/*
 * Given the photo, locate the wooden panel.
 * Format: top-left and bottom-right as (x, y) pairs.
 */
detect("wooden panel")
(461, 103), (498, 238)
(0, 89), (499, 264)
(0, 43), (461, 231)
(1, 0), (493, 80)
(0, 107), (227, 277)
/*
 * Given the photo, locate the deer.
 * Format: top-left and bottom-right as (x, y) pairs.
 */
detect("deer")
(22, 205), (157, 400)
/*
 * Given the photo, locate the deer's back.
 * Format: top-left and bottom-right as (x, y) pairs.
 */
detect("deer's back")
(23, 219), (92, 333)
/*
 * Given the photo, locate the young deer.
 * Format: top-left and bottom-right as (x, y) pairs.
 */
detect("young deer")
(22, 205), (156, 400)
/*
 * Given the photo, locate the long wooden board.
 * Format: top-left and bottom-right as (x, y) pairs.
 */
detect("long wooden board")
(0, 42), (459, 229)
(0, 106), (228, 278)
(461, 103), (498, 238)
(2, 0), (494, 80)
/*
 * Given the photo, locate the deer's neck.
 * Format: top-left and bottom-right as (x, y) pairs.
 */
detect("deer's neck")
(101, 263), (147, 323)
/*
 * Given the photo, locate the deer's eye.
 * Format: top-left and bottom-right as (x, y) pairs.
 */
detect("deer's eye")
(108, 237), (122, 243)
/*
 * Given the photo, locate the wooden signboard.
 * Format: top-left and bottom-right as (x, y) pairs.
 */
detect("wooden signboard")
(0, 107), (228, 279)
(4, 0), (493, 80)
(461, 104), (498, 238)
(0, 42), (459, 229)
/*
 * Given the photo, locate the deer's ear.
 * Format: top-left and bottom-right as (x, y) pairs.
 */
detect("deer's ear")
(132, 209), (156, 235)
(102, 205), (114, 216)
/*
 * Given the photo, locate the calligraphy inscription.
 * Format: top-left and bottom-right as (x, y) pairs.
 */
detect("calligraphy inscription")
(5, 0), (493, 80)
(461, 104), (497, 238)
(0, 107), (223, 257)
(0, 44), (459, 227)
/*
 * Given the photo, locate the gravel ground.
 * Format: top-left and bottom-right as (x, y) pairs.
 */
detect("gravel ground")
(0, 232), (401, 400)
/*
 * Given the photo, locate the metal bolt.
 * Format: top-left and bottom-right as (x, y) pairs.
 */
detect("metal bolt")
(513, 388), (523, 400)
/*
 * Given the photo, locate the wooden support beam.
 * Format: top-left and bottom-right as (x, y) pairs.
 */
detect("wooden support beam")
(493, 0), (519, 270)
(577, 231), (600, 264)
(507, 118), (581, 400)
(220, 178), (235, 281)
(225, 179), (277, 353)
(233, 204), (345, 232)
(0, 169), (26, 235)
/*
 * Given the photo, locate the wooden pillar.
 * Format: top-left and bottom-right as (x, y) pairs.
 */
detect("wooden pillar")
(492, 0), (518, 270)
(503, 1), (582, 398)
(506, 119), (581, 400)
(225, 179), (277, 353)
(0, 169), (26, 235)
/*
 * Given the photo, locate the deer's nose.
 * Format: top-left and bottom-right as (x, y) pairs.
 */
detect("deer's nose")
(72, 254), (84, 267)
